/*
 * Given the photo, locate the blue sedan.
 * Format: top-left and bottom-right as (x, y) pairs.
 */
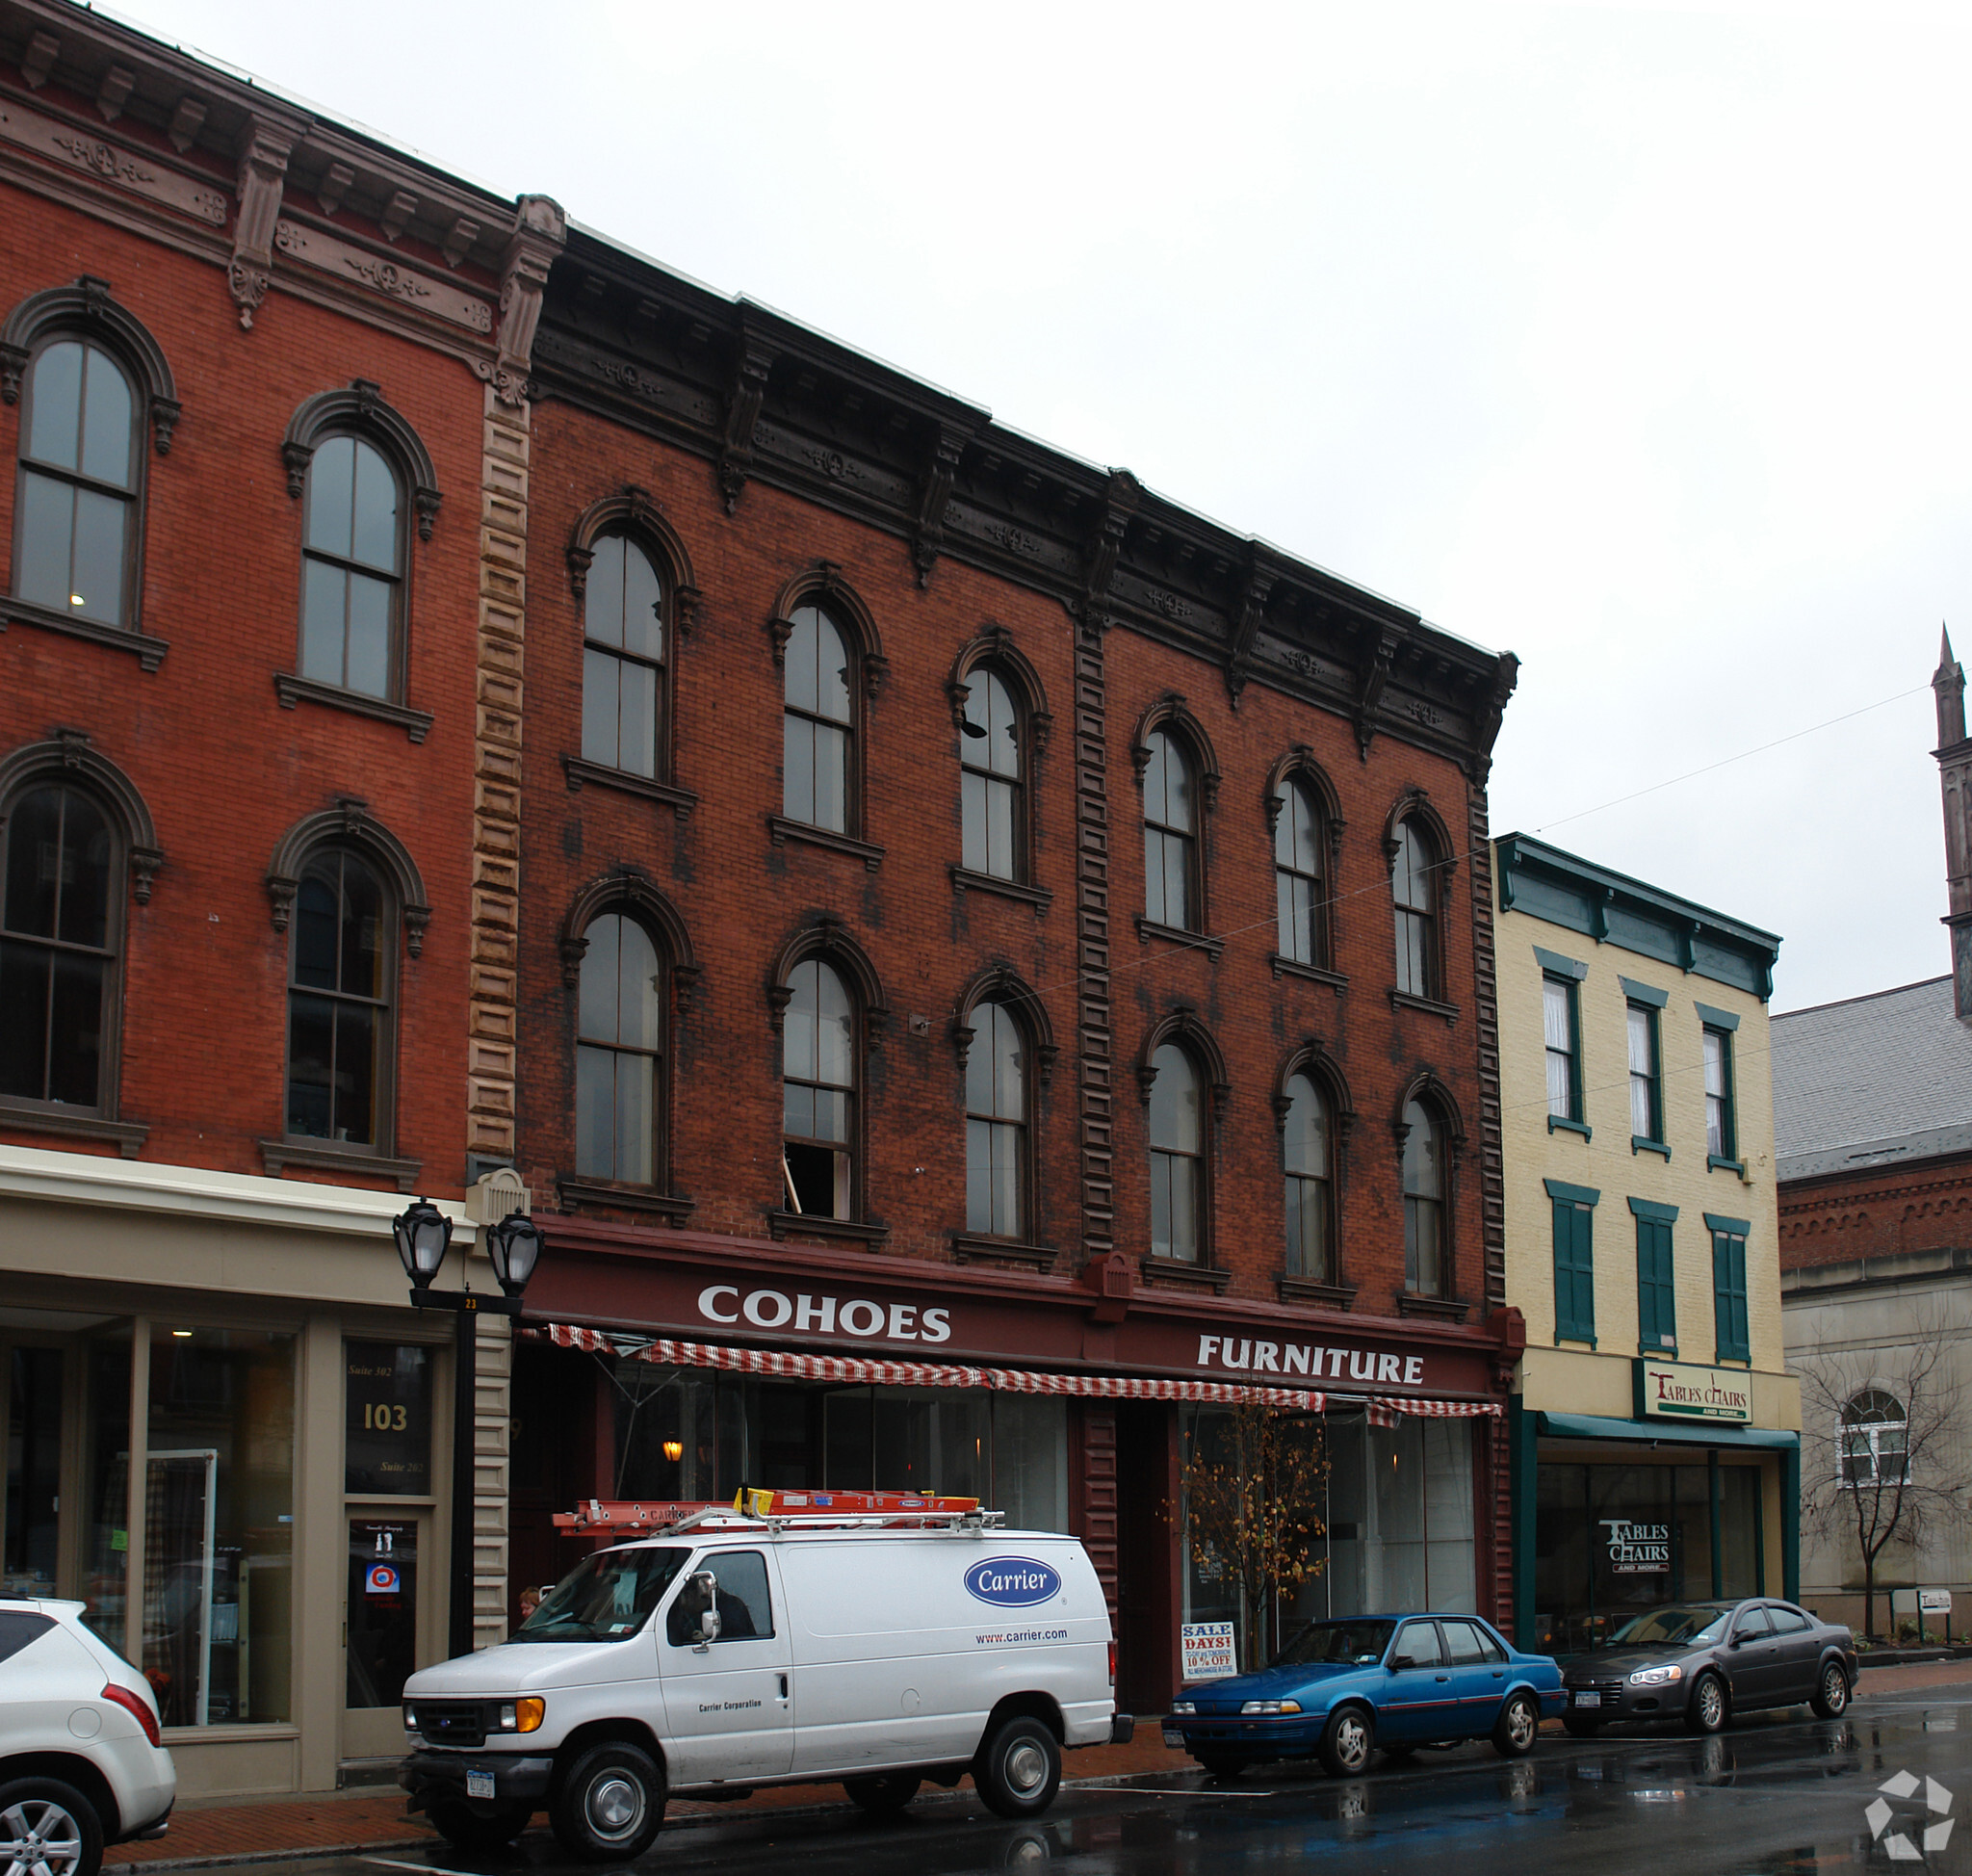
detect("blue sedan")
(1164, 1612), (1567, 1777)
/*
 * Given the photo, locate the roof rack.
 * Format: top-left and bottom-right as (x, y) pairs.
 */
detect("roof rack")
(552, 1492), (1004, 1539)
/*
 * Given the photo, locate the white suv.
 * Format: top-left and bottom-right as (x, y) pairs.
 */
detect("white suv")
(0, 1599), (175, 1876)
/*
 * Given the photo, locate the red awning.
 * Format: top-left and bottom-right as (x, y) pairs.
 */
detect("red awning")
(527, 1321), (1502, 1422)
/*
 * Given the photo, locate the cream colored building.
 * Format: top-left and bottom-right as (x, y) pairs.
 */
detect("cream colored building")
(1492, 836), (1800, 1653)
(0, 1144), (518, 1799)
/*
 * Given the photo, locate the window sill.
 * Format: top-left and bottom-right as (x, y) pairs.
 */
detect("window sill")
(1631, 1135), (1672, 1159)
(3, 596), (169, 670)
(1713, 1351), (1751, 1368)
(1547, 1115), (1592, 1139)
(766, 1209), (890, 1246)
(1134, 918), (1225, 962)
(1707, 1154), (1746, 1177)
(257, 1137), (421, 1191)
(766, 816), (884, 871)
(0, 1101), (147, 1157)
(1388, 989), (1460, 1023)
(1268, 955), (1348, 994)
(1641, 1339), (1678, 1358)
(1553, 1332), (1598, 1350)
(950, 1233), (1057, 1271)
(1138, 1255), (1232, 1292)
(562, 754), (699, 818)
(1396, 1291), (1469, 1323)
(1278, 1276), (1357, 1311)
(274, 672), (432, 743)
(556, 1177), (695, 1223)
(950, 866), (1053, 912)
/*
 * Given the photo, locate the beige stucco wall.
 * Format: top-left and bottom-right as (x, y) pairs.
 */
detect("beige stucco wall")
(1495, 879), (1796, 1428)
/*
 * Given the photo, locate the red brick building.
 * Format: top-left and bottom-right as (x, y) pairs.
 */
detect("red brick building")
(0, 0), (561, 1793)
(506, 232), (1524, 1708)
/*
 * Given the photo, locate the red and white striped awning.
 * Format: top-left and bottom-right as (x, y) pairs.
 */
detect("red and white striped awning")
(527, 1322), (1501, 1422)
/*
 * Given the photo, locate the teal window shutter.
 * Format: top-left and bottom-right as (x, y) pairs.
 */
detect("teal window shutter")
(1552, 1196), (1596, 1343)
(1713, 1231), (1750, 1362)
(1636, 1217), (1676, 1353)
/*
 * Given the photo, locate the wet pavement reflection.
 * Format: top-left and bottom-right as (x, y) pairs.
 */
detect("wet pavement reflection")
(320, 1690), (1972, 1876)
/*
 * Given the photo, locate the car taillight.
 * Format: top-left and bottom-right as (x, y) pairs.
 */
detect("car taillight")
(1108, 1640), (1117, 1686)
(102, 1681), (161, 1748)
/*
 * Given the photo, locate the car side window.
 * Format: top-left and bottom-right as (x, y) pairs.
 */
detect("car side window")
(1734, 1605), (1774, 1639)
(1390, 1620), (1445, 1668)
(0, 1611), (54, 1664)
(1440, 1619), (1491, 1665)
(1768, 1605), (1811, 1634)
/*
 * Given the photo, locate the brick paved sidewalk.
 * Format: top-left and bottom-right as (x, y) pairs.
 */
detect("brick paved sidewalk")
(105, 1661), (1972, 1871)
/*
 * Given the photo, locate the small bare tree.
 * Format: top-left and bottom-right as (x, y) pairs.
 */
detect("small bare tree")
(1179, 1400), (1328, 1671)
(1796, 1299), (1968, 1640)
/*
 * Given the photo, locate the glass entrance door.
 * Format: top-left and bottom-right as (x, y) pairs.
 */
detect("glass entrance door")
(343, 1512), (428, 1759)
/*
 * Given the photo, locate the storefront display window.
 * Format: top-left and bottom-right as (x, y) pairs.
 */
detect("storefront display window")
(602, 1363), (1068, 1528)
(1182, 1409), (1477, 1671)
(6, 1346), (63, 1596)
(82, 1321), (132, 1655)
(145, 1326), (295, 1727)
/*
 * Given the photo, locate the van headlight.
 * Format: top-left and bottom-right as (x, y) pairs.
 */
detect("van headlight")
(1169, 1701), (1195, 1715)
(494, 1698), (546, 1733)
(1239, 1700), (1303, 1715)
(1627, 1665), (1683, 1686)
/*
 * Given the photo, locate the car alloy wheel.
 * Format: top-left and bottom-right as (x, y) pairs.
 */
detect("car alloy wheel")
(0, 1787), (94, 1876)
(1813, 1662), (1850, 1718)
(1319, 1705), (1373, 1776)
(1688, 1673), (1726, 1734)
(1493, 1692), (1539, 1758)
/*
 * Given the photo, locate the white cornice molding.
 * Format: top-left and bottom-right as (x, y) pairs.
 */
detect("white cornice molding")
(0, 1140), (480, 1242)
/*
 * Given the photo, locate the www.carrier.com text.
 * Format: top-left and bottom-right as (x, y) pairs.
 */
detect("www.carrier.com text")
(975, 1628), (1069, 1645)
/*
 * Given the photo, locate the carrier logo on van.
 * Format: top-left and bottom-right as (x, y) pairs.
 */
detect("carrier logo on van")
(964, 1557), (1061, 1606)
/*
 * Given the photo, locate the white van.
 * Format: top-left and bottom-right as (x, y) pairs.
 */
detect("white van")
(398, 1507), (1127, 1860)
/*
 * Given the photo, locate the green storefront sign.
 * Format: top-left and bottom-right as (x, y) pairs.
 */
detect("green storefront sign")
(1634, 1356), (1753, 1423)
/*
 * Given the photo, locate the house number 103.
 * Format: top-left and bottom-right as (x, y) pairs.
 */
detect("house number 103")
(363, 1403), (410, 1431)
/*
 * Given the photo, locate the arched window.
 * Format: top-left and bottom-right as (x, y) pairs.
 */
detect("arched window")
(1391, 817), (1440, 999)
(1401, 1097), (1446, 1294)
(582, 534), (664, 778)
(0, 782), (117, 1108)
(1275, 776), (1327, 968)
(286, 849), (394, 1148)
(14, 337), (138, 627)
(1143, 730), (1198, 930)
(965, 999), (1027, 1239)
(1841, 1390), (1908, 1488)
(1148, 1042), (1205, 1263)
(299, 435), (403, 699)
(959, 666), (1024, 880)
(782, 958), (856, 1218)
(783, 605), (856, 834)
(576, 913), (663, 1184)
(1283, 1072), (1332, 1281)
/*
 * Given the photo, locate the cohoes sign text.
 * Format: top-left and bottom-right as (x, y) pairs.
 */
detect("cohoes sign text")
(698, 1285), (951, 1343)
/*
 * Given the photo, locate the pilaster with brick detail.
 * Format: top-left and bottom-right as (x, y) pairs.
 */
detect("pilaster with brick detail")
(469, 385), (528, 1166)
(1075, 615), (1115, 1271)
(472, 1316), (514, 1650)
(1468, 785), (1506, 1313)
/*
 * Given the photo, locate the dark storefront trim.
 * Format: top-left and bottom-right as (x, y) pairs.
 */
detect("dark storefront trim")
(1509, 1401), (1801, 1648)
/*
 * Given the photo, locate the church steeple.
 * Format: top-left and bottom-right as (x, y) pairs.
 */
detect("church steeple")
(1937, 627), (1972, 1022)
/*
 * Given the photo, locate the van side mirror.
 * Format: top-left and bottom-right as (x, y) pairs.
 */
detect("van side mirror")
(685, 1570), (720, 1652)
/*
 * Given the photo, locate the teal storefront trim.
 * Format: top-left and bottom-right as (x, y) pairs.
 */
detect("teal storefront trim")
(1514, 1410), (1802, 1641)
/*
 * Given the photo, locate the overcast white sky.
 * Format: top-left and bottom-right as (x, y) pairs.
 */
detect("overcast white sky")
(116, 0), (1971, 1011)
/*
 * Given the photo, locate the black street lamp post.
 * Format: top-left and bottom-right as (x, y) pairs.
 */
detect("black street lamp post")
(392, 1197), (542, 1660)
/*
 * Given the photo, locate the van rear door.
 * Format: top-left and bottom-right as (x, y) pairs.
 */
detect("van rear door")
(658, 1548), (794, 1783)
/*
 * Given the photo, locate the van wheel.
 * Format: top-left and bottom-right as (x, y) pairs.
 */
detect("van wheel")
(1317, 1704), (1373, 1777)
(551, 1742), (666, 1862)
(843, 1773), (921, 1817)
(429, 1800), (532, 1850)
(973, 1716), (1061, 1818)
(0, 1778), (103, 1876)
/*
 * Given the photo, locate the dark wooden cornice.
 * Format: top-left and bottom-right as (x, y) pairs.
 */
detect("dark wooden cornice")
(532, 226), (1516, 774)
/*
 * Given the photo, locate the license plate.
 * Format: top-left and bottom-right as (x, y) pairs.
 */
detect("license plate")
(1573, 1691), (1600, 1709)
(466, 1769), (496, 1799)
(1163, 1728), (1185, 1748)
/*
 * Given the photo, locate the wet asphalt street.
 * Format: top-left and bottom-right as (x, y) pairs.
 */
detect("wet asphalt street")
(324, 1686), (1972, 1876)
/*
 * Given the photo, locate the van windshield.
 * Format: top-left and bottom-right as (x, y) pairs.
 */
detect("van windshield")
(509, 1548), (688, 1644)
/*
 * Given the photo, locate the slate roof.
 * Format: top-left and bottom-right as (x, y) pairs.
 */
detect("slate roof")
(1772, 977), (1972, 1179)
